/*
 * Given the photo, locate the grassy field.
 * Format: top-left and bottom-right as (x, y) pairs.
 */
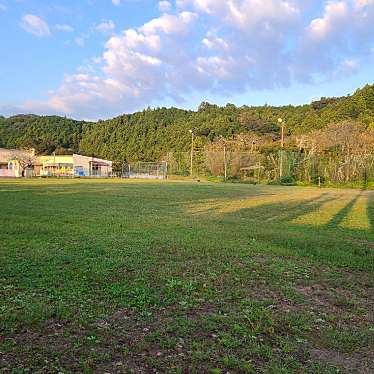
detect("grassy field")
(0, 179), (373, 373)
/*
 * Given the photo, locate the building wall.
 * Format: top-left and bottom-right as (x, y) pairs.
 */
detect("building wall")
(0, 168), (17, 177)
(37, 155), (74, 177)
(38, 155), (74, 164)
(73, 154), (113, 177)
(0, 148), (35, 177)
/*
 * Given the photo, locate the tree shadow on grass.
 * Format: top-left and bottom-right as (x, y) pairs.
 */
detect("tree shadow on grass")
(325, 192), (362, 229)
(222, 192), (335, 225)
(267, 193), (335, 224)
(201, 190), (374, 270)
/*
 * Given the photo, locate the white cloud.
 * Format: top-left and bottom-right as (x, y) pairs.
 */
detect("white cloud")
(18, 0), (374, 119)
(55, 24), (74, 32)
(112, 0), (120, 5)
(25, 11), (200, 118)
(355, 0), (374, 6)
(295, 0), (374, 81)
(306, 0), (374, 43)
(95, 20), (115, 34)
(20, 14), (51, 37)
(337, 59), (359, 75)
(202, 33), (229, 50)
(140, 12), (197, 35)
(177, 0), (299, 30)
(158, 1), (172, 12)
(308, 1), (348, 40)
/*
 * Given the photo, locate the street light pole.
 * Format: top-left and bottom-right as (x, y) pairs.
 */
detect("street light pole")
(189, 130), (194, 177)
(278, 118), (285, 149)
(281, 124), (285, 149)
(278, 118), (285, 178)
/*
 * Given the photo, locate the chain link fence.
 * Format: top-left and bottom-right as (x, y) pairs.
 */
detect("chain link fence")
(164, 151), (374, 184)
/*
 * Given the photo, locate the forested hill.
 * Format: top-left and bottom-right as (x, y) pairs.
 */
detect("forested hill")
(1, 84), (373, 162)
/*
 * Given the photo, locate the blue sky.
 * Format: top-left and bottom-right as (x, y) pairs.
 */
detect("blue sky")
(0, 0), (373, 120)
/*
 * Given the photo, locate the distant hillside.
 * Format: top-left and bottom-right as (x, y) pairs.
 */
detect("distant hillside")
(0, 115), (86, 155)
(1, 84), (373, 162)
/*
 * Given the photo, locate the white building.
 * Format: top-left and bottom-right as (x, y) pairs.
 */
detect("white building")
(38, 154), (113, 177)
(0, 148), (113, 178)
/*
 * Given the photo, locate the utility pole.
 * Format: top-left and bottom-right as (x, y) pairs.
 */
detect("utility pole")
(278, 118), (285, 178)
(189, 130), (194, 177)
(281, 123), (285, 148)
(219, 136), (228, 180)
(223, 144), (227, 180)
(53, 151), (56, 177)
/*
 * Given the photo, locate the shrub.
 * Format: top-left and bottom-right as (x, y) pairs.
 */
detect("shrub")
(279, 175), (296, 185)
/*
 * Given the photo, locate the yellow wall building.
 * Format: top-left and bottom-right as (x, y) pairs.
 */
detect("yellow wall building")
(37, 154), (113, 177)
(38, 155), (74, 177)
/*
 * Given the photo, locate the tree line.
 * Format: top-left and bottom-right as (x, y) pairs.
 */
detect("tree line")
(0, 84), (373, 167)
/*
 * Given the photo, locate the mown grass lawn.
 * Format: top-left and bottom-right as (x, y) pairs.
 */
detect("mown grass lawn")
(0, 179), (373, 373)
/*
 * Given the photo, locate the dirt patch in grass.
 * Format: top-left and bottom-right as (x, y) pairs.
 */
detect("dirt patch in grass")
(310, 348), (374, 373)
(346, 237), (374, 249)
(291, 276), (374, 372)
(0, 321), (81, 372)
(295, 281), (374, 321)
(0, 303), (304, 373)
